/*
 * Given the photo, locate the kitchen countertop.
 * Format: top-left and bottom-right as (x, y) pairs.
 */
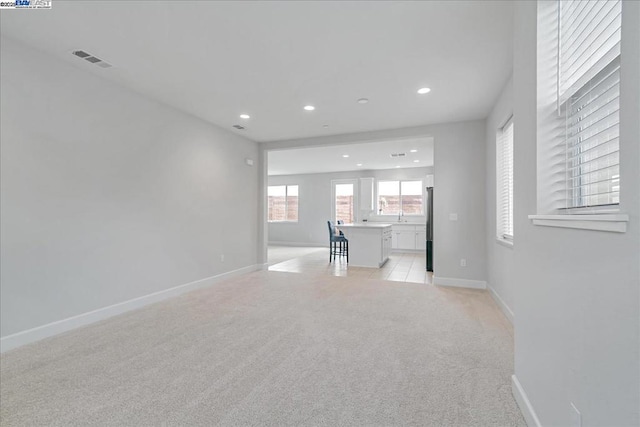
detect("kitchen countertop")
(338, 223), (393, 228)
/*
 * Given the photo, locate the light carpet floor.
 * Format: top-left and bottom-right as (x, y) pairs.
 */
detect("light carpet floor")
(0, 270), (525, 426)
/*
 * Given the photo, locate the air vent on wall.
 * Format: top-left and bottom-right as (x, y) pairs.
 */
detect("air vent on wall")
(390, 153), (406, 158)
(233, 124), (246, 130)
(72, 50), (113, 68)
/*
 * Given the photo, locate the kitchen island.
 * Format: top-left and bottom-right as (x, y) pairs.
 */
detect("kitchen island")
(337, 223), (392, 268)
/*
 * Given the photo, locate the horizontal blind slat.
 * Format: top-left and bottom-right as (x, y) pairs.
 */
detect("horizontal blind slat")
(567, 95), (619, 136)
(558, 0), (621, 103)
(561, 3), (618, 69)
(567, 150), (618, 173)
(567, 121), (619, 150)
(567, 135), (618, 160)
(570, 63), (619, 105)
(562, 24), (620, 87)
(571, 170), (619, 188)
(561, 0), (607, 54)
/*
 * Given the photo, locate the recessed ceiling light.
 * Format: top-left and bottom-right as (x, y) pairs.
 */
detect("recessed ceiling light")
(417, 87), (431, 94)
(357, 98), (369, 104)
(410, 149), (418, 153)
(395, 165), (401, 168)
(413, 160), (420, 163)
(304, 105), (315, 111)
(357, 163), (363, 166)
(343, 154), (350, 158)
(322, 124), (329, 128)
(239, 114), (250, 119)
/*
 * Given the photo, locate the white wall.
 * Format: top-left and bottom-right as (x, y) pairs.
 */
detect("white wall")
(510, 1), (640, 425)
(485, 75), (515, 322)
(265, 119), (487, 285)
(432, 121), (487, 285)
(268, 167), (432, 246)
(0, 37), (260, 339)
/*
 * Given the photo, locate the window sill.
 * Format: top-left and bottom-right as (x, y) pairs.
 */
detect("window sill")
(268, 221), (299, 224)
(495, 238), (514, 248)
(528, 214), (628, 233)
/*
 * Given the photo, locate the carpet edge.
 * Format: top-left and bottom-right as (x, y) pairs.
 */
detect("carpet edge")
(0, 264), (261, 353)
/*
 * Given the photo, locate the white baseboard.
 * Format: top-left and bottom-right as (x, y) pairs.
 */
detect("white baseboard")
(488, 285), (514, 324)
(0, 264), (261, 354)
(433, 276), (487, 290)
(512, 375), (542, 427)
(268, 241), (326, 247)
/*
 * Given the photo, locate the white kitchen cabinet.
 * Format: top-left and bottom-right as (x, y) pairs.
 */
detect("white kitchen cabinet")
(338, 223), (392, 267)
(396, 230), (415, 250)
(415, 229), (427, 251)
(392, 224), (427, 251)
(382, 227), (393, 261)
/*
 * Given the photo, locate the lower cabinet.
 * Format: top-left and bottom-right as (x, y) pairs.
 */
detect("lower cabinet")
(339, 225), (392, 267)
(382, 228), (392, 261)
(392, 225), (427, 251)
(415, 230), (427, 251)
(396, 230), (415, 250)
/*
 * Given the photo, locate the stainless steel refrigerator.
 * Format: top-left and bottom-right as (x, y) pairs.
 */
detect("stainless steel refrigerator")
(426, 186), (433, 272)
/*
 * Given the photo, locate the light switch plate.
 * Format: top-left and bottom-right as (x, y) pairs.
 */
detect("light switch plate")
(449, 213), (458, 221)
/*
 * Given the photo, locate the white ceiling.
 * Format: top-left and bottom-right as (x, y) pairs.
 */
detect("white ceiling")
(269, 137), (433, 176)
(0, 1), (513, 143)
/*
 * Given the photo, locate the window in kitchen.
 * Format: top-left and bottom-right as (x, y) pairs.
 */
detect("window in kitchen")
(377, 180), (423, 216)
(334, 182), (355, 224)
(268, 185), (298, 222)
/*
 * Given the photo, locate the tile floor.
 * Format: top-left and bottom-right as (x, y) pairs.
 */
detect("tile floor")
(268, 245), (433, 284)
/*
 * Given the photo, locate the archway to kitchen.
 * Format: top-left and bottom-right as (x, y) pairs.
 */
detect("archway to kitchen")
(262, 136), (434, 284)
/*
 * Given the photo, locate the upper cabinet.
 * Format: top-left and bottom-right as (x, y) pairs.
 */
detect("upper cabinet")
(359, 177), (374, 211)
(425, 174), (434, 188)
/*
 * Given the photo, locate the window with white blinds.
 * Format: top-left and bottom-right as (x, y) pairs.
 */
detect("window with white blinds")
(497, 118), (514, 240)
(558, 0), (621, 209)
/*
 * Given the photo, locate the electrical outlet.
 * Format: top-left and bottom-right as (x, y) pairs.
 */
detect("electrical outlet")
(460, 258), (467, 267)
(570, 403), (581, 427)
(220, 254), (225, 263)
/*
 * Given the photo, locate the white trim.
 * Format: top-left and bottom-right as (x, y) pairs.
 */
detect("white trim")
(0, 264), (261, 353)
(495, 238), (514, 249)
(529, 214), (628, 233)
(512, 375), (542, 427)
(433, 276), (487, 290)
(488, 285), (514, 324)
